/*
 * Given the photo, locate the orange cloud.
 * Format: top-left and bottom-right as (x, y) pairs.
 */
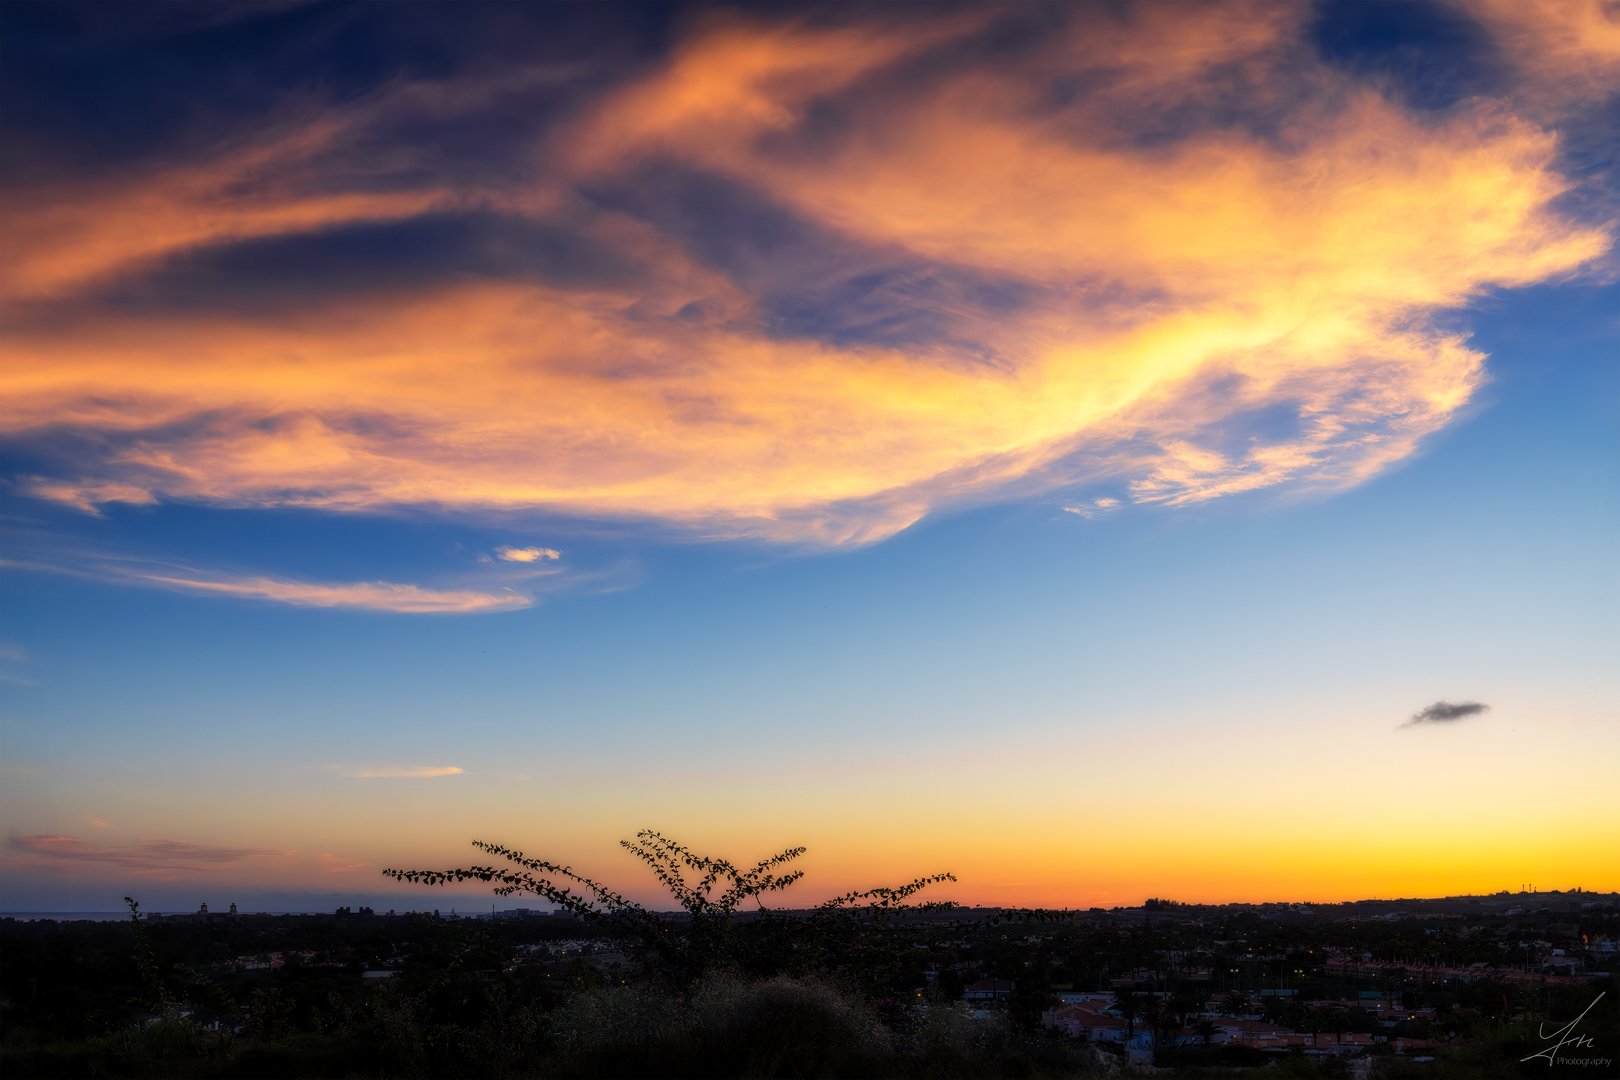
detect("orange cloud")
(496, 546), (561, 563)
(2, 8), (1611, 545)
(0, 120), (449, 302)
(18, 478), (159, 515)
(1466, 0), (1620, 111)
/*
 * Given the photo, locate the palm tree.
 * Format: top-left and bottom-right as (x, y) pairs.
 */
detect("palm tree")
(1168, 991), (1201, 1028)
(1149, 1000), (1180, 1046)
(1300, 1006), (1324, 1046)
(1112, 987), (1141, 1037)
(1195, 1018), (1219, 1046)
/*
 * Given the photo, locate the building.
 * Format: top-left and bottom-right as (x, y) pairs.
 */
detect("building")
(962, 979), (1015, 1001)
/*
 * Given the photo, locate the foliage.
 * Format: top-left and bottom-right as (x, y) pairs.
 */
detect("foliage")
(385, 830), (959, 983)
(548, 972), (1105, 1079)
(7, 867), (1615, 1078)
(1110, 987), (1140, 1036)
(124, 897), (171, 1013)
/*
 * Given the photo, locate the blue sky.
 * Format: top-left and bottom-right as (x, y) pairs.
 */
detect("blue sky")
(6, 275), (1614, 911)
(2, 1), (1617, 911)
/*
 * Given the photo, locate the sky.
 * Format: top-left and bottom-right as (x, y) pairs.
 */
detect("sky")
(1, 0), (1617, 914)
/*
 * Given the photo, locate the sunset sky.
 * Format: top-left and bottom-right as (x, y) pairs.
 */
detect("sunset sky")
(2, 1), (1616, 914)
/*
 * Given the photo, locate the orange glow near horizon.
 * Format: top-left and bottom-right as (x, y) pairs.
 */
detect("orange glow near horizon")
(6, 704), (1615, 908)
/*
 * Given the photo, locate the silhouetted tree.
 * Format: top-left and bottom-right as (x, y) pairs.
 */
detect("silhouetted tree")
(1145, 996), (1181, 1044)
(122, 898), (169, 1012)
(386, 830), (957, 983)
(1112, 987), (1141, 1037)
(1168, 990), (1201, 1027)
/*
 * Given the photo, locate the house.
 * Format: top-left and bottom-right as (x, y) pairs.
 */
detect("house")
(1056, 991), (1115, 1006)
(1043, 1004), (1154, 1048)
(962, 979), (1015, 1000)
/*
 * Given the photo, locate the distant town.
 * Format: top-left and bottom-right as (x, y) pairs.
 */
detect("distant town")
(6, 886), (1614, 1074)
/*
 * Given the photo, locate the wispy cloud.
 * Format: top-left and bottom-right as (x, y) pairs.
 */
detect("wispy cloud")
(496, 545), (561, 563)
(1063, 498), (1121, 519)
(133, 572), (529, 614)
(1465, 0), (1620, 116)
(7, 834), (290, 871)
(0, 642), (36, 685)
(4, 556), (532, 614)
(2, 6), (1613, 544)
(1401, 700), (1491, 729)
(16, 478), (158, 515)
(334, 765), (464, 778)
(319, 853), (372, 873)
(4, 543), (631, 614)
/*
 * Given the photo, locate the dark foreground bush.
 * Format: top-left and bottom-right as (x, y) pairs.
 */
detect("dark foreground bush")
(1152, 1043), (1269, 1070)
(549, 973), (1102, 1078)
(551, 975), (892, 1078)
(0, 1024), (373, 1080)
(0, 976), (1107, 1079)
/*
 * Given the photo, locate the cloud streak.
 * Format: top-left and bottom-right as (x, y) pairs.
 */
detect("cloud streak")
(2, 537), (625, 614)
(319, 853), (372, 872)
(2, 555), (531, 613)
(0, 552), (532, 613)
(336, 765), (464, 778)
(1402, 700), (1492, 728)
(131, 572), (529, 614)
(3, 4), (1614, 546)
(7, 834), (290, 872)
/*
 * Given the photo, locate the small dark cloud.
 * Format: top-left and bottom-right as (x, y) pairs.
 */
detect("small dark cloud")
(1401, 700), (1490, 728)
